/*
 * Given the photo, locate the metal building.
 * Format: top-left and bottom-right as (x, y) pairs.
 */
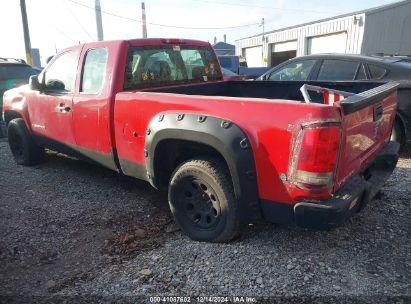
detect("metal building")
(236, 0), (411, 67)
(213, 42), (235, 56)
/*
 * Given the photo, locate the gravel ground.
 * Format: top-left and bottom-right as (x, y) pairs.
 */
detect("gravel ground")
(0, 137), (410, 303)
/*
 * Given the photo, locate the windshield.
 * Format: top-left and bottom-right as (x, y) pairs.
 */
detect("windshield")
(124, 45), (222, 90)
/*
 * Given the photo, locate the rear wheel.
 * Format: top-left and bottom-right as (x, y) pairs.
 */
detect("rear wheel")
(168, 157), (241, 242)
(8, 118), (44, 165)
(390, 120), (403, 146)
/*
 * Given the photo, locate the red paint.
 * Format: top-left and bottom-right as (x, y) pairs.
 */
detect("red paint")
(2, 39), (398, 207)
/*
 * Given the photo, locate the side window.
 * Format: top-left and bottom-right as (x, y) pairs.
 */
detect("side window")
(317, 60), (358, 81)
(268, 60), (316, 81)
(368, 64), (387, 79)
(81, 48), (108, 94)
(356, 63), (367, 80)
(44, 51), (78, 92)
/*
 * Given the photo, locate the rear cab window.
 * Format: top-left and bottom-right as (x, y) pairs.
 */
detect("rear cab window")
(124, 45), (222, 90)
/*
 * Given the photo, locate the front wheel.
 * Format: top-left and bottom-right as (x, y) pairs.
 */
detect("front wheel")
(8, 118), (44, 166)
(168, 157), (241, 242)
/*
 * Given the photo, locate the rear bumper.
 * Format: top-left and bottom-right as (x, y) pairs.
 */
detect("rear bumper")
(294, 141), (400, 229)
(260, 141), (400, 229)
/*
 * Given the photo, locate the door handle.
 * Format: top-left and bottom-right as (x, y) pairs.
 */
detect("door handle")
(56, 104), (71, 112)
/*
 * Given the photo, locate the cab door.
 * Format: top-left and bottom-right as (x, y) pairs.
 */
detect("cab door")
(28, 47), (81, 148)
(71, 45), (117, 170)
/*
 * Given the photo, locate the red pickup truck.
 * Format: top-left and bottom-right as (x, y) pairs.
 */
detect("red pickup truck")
(2, 39), (400, 242)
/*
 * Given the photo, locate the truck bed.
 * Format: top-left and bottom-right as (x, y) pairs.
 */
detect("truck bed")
(116, 80), (398, 206)
(144, 80), (382, 103)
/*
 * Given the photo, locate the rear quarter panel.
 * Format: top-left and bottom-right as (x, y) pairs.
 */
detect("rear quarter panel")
(114, 90), (341, 205)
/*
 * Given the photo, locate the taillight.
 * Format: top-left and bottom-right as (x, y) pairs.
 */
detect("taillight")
(294, 126), (340, 191)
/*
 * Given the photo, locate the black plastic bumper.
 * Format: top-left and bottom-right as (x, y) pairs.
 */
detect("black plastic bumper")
(293, 141), (400, 229)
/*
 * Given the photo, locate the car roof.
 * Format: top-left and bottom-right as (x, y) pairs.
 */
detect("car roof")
(0, 57), (28, 65)
(288, 53), (404, 64)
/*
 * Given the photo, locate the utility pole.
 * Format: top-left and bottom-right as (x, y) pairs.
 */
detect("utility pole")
(261, 18), (265, 65)
(19, 0), (33, 65)
(141, 2), (147, 38)
(95, 0), (104, 41)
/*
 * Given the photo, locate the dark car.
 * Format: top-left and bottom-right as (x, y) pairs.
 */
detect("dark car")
(218, 55), (270, 79)
(221, 67), (246, 80)
(0, 58), (40, 136)
(259, 54), (411, 147)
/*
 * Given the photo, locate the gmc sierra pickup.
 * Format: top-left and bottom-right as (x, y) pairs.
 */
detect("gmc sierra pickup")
(2, 38), (400, 242)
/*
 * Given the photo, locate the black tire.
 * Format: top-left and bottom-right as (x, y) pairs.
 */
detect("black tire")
(168, 157), (241, 242)
(390, 120), (403, 146)
(0, 120), (7, 138)
(8, 118), (44, 165)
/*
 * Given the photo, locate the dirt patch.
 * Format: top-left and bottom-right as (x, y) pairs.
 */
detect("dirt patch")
(0, 139), (174, 296)
(102, 211), (172, 259)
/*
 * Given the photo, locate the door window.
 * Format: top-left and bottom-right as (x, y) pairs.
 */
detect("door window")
(317, 59), (358, 81)
(368, 64), (387, 79)
(356, 64), (367, 80)
(81, 48), (108, 94)
(268, 60), (316, 81)
(44, 51), (78, 92)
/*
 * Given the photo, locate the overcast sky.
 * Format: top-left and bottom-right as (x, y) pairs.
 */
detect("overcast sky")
(0, 0), (401, 65)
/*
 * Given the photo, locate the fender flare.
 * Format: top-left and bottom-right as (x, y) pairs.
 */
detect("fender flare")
(144, 112), (262, 221)
(3, 90), (31, 132)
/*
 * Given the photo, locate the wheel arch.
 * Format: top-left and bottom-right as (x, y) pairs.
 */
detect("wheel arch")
(4, 110), (24, 125)
(145, 113), (262, 222)
(394, 112), (407, 145)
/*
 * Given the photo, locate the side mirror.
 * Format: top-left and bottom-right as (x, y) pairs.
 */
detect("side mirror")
(46, 55), (54, 64)
(29, 75), (42, 91)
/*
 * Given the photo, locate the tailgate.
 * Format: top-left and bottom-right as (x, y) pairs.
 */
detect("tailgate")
(334, 82), (399, 190)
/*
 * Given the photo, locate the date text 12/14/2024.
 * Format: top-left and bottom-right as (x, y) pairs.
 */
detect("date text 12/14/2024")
(149, 296), (257, 303)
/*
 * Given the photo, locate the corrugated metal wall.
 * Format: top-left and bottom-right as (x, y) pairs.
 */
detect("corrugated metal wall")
(236, 14), (366, 67)
(361, 1), (411, 55)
